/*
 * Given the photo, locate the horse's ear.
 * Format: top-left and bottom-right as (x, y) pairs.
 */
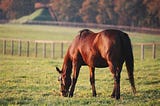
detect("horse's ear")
(56, 67), (62, 74)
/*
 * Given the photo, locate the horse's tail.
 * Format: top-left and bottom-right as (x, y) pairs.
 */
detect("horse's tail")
(123, 33), (136, 95)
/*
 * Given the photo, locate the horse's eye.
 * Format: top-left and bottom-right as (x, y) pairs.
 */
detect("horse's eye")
(58, 76), (61, 81)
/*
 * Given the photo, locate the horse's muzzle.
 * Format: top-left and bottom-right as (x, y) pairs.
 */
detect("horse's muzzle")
(61, 91), (68, 97)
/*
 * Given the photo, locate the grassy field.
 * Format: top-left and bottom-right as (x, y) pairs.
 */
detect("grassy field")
(0, 24), (160, 105)
(0, 24), (160, 42)
(0, 24), (160, 59)
(0, 55), (160, 105)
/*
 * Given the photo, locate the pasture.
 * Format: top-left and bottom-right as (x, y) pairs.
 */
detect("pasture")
(0, 24), (160, 42)
(0, 55), (160, 105)
(0, 24), (160, 105)
(0, 24), (160, 59)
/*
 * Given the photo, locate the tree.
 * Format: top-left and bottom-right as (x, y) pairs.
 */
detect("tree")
(144, 0), (160, 27)
(79, 0), (98, 23)
(96, 0), (118, 24)
(0, 0), (159, 28)
(51, 0), (83, 22)
(0, 0), (50, 19)
(114, 0), (147, 26)
(0, 0), (13, 19)
(6, 0), (35, 19)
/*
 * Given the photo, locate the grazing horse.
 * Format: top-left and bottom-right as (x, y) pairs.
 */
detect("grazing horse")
(56, 29), (136, 99)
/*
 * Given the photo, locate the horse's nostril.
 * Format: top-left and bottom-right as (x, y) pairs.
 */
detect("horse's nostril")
(61, 90), (68, 97)
(61, 93), (68, 97)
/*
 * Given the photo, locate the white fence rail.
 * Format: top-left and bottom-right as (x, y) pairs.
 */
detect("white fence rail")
(0, 38), (160, 60)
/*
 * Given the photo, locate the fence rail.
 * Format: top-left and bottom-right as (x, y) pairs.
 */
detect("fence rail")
(0, 38), (160, 60)
(0, 38), (70, 58)
(25, 21), (160, 34)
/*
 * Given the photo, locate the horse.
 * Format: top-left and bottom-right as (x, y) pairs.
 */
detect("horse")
(56, 29), (136, 99)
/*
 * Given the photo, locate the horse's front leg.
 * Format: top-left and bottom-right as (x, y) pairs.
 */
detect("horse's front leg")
(89, 67), (97, 97)
(69, 62), (81, 97)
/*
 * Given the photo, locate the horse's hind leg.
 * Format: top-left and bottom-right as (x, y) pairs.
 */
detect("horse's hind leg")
(89, 67), (97, 97)
(113, 70), (121, 100)
(108, 61), (122, 99)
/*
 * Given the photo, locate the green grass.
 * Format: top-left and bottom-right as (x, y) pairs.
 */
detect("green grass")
(0, 24), (160, 42)
(0, 55), (160, 105)
(0, 24), (160, 59)
(0, 24), (160, 105)
(0, 24), (80, 41)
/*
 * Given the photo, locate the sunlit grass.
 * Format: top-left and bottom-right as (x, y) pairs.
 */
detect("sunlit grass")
(0, 24), (99, 41)
(0, 24), (160, 105)
(0, 24), (160, 59)
(0, 24), (160, 42)
(0, 55), (160, 105)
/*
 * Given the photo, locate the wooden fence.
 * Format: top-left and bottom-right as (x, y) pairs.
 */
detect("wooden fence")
(0, 38), (70, 58)
(133, 42), (160, 60)
(0, 38), (160, 60)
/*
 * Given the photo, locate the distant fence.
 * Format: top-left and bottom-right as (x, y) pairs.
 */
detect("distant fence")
(133, 42), (160, 60)
(0, 38), (70, 59)
(0, 38), (160, 60)
(25, 21), (160, 34)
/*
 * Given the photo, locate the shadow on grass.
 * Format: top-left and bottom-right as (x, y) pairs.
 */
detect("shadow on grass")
(0, 96), (33, 105)
(121, 89), (160, 105)
(144, 80), (160, 85)
(0, 89), (159, 105)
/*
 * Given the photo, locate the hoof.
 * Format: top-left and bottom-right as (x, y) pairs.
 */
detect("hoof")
(69, 93), (73, 97)
(115, 96), (120, 100)
(111, 95), (120, 100)
(92, 93), (97, 97)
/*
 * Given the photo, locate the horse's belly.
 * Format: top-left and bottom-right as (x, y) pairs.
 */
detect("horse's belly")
(93, 57), (108, 68)
(80, 52), (108, 68)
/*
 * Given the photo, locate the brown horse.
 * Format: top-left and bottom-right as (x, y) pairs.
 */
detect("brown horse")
(56, 29), (136, 99)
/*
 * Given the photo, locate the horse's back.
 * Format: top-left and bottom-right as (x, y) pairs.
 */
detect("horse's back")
(98, 30), (127, 55)
(69, 29), (131, 67)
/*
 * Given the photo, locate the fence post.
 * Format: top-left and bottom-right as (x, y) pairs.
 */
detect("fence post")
(141, 44), (144, 60)
(51, 42), (55, 58)
(35, 42), (38, 57)
(43, 43), (46, 58)
(26, 41), (29, 57)
(3, 40), (6, 55)
(11, 40), (14, 55)
(61, 42), (64, 58)
(152, 43), (156, 59)
(18, 40), (22, 56)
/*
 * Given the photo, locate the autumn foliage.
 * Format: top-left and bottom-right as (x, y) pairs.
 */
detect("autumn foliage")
(0, 0), (159, 28)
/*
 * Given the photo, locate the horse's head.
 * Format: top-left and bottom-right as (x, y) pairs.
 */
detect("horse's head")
(56, 67), (71, 97)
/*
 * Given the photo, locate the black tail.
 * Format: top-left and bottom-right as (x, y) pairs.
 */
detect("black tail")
(123, 33), (136, 94)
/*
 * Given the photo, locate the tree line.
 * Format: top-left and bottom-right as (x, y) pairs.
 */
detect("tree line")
(0, 0), (159, 28)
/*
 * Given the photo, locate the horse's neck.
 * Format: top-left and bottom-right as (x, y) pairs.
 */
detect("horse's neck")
(62, 54), (72, 77)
